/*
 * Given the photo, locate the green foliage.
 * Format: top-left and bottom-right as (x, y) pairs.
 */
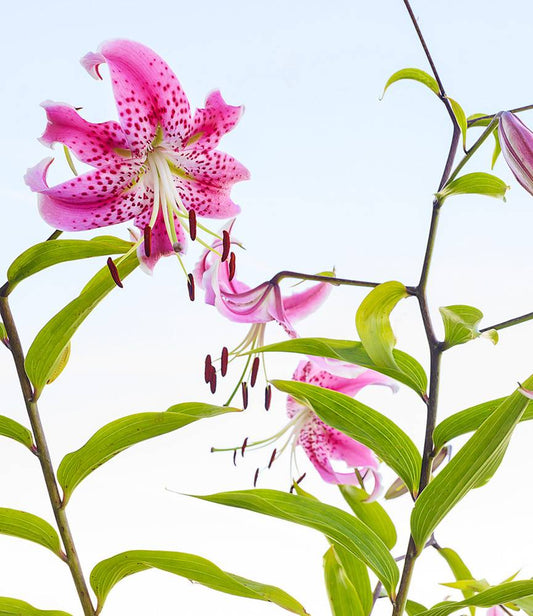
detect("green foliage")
(332, 544), (372, 615)
(324, 546), (365, 616)
(447, 98), (468, 150)
(0, 508), (63, 557)
(381, 68), (440, 98)
(0, 415), (34, 449)
(467, 114), (501, 168)
(25, 253), (139, 399)
(58, 403), (239, 504)
(436, 172), (509, 204)
(355, 282), (408, 371)
(6, 236), (133, 292)
(0, 597), (71, 616)
(195, 489), (399, 597)
(339, 486), (397, 549)
(439, 305), (497, 349)
(273, 379), (421, 496)
(253, 337), (427, 397)
(406, 600), (428, 616)
(90, 550), (308, 615)
(438, 547), (477, 615)
(411, 377), (533, 549)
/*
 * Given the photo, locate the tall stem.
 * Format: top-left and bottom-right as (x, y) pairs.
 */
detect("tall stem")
(0, 293), (95, 616)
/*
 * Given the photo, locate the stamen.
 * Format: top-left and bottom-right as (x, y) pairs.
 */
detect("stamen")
(242, 382), (249, 409)
(221, 230), (231, 262)
(221, 346), (229, 376)
(264, 385), (272, 410)
(228, 252), (236, 281)
(233, 449), (237, 466)
(188, 209), (197, 241)
(268, 448), (277, 469)
(250, 357), (260, 387)
(187, 273), (195, 301)
(290, 472), (307, 493)
(209, 367), (217, 394)
(204, 355), (212, 383)
(241, 437), (248, 457)
(106, 258), (123, 288)
(144, 225), (152, 257)
(253, 468), (259, 487)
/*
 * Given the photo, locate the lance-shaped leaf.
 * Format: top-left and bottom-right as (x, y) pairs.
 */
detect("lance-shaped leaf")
(195, 489), (399, 597)
(273, 379), (421, 495)
(438, 547), (477, 615)
(324, 546), (365, 616)
(58, 403), (238, 504)
(411, 376), (533, 550)
(356, 282), (408, 371)
(25, 252), (139, 399)
(7, 236), (133, 291)
(434, 397), (533, 451)
(0, 597), (72, 616)
(420, 581), (533, 616)
(0, 415), (34, 450)
(332, 544), (372, 616)
(0, 508), (62, 557)
(467, 114), (501, 168)
(406, 601), (428, 616)
(339, 486), (397, 549)
(436, 173), (509, 204)
(90, 550), (308, 615)
(447, 98), (468, 150)
(381, 68), (439, 98)
(439, 305), (498, 349)
(253, 337), (427, 397)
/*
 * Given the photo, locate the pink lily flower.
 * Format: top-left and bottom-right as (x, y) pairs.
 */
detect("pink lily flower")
(25, 40), (249, 272)
(498, 111), (533, 196)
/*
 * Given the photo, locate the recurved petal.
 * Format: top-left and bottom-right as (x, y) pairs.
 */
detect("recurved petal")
(282, 281), (332, 323)
(39, 101), (131, 167)
(134, 206), (186, 273)
(81, 40), (192, 152)
(499, 111), (533, 195)
(187, 90), (244, 151)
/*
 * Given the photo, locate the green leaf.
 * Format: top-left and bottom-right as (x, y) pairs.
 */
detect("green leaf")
(273, 380), (421, 496)
(0, 415), (34, 450)
(90, 550), (308, 615)
(324, 546), (365, 616)
(438, 547), (477, 615)
(0, 322), (7, 344)
(0, 508), (62, 557)
(411, 376), (533, 550)
(436, 172), (509, 204)
(356, 282), (408, 371)
(447, 98), (468, 150)
(195, 489), (399, 598)
(381, 68), (440, 98)
(332, 544), (372, 616)
(406, 600), (428, 616)
(252, 337), (427, 397)
(58, 403), (238, 504)
(421, 581), (533, 616)
(514, 596), (533, 615)
(339, 486), (397, 549)
(433, 397), (533, 451)
(439, 305), (495, 348)
(0, 597), (72, 616)
(7, 236), (133, 291)
(467, 115), (501, 168)
(25, 252), (139, 399)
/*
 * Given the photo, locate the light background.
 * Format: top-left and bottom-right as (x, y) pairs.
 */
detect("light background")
(1, 0), (533, 614)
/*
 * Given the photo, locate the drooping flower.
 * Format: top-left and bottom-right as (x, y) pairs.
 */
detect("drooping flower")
(25, 40), (249, 272)
(498, 111), (533, 196)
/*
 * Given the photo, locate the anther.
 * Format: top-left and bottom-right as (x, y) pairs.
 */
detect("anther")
(241, 437), (248, 457)
(221, 230), (231, 262)
(290, 472), (307, 493)
(241, 381), (249, 409)
(228, 252), (236, 281)
(268, 448), (277, 469)
(143, 225), (152, 257)
(253, 468), (259, 487)
(106, 258), (123, 288)
(232, 449), (237, 466)
(221, 346), (229, 377)
(209, 367), (217, 394)
(250, 357), (260, 387)
(173, 242), (183, 254)
(264, 385), (272, 411)
(296, 472), (306, 485)
(204, 354), (213, 383)
(188, 209), (197, 241)
(187, 273), (195, 301)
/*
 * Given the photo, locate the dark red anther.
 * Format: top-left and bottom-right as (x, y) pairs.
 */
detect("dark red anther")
(143, 225), (152, 257)
(228, 252), (236, 281)
(264, 385), (272, 410)
(296, 472), (306, 485)
(187, 273), (195, 301)
(204, 354), (212, 383)
(188, 209), (197, 241)
(290, 473), (306, 493)
(250, 356), (260, 387)
(268, 448), (277, 469)
(106, 258), (123, 288)
(253, 468), (259, 487)
(209, 367), (217, 394)
(241, 381), (249, 409)
(221, 230), (231, 262)
(241, 437), (248, 457)
(233, 449), (237, 467)
(220, 346), (229, 377)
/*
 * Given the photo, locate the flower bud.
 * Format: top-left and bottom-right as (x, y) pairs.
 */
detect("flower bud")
(498, 111), (533, 195)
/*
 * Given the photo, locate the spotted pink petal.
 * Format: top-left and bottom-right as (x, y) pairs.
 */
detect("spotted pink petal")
(499, 111), (533, 195)
(187, 90), (244, 151)
(134, 206), (186, 273)
(25, 158), (147, 231)
(38, 101), (131, 167)
(81, 40), (192, 153)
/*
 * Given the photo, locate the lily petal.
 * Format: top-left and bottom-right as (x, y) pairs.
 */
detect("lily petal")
(135, 206), (186, 273)
(499, 111), (533, 195)
(187, 90), (244, 151)
(283, 281), (333, 323)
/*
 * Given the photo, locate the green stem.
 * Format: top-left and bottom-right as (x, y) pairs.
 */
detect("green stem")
(479, 310), (533, 333)
(0, 294), (95, 616)
(467, 103), (533, 127)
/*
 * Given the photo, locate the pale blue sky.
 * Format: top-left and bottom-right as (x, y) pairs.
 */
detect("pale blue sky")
(1, 1), (533, 614)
